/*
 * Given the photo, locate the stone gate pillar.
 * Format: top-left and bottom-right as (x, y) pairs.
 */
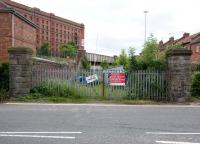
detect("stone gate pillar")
(167, 48), (192, 102)
(8, 47), (33, 98)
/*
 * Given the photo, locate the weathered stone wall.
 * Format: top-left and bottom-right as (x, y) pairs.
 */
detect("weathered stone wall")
(8, 47), (33, 97)
(167, 48), (192, 102)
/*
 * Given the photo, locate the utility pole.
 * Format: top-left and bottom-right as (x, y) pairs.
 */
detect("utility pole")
(144, 10), (148, 43)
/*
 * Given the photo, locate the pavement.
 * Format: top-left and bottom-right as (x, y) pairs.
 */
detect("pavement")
(0, 103), (200, 144)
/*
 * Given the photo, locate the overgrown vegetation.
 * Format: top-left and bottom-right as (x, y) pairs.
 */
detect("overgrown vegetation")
(0, 63), (9, 102)
(37, 42), (50, 56)
(81, 56), (91, 70)
(16, 81), (105, 103)
(114, 35), (168, 71)
(100, 60), (109, 69)
(60, 41), (78, 58)
(191, 71), (200, 98)
(0, 63), (9, 90)
(165, 44), (182, 55)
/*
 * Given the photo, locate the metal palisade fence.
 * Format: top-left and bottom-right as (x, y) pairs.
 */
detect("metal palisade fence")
(32, 67), (168, 101)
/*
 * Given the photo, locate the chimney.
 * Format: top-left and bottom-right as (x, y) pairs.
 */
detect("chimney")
(159, 40), (163, 46)
(169, 37), (174, 42)
(183, 32), (190, 38)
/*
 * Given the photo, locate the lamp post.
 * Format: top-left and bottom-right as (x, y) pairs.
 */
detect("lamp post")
(144, 10), (148, 43)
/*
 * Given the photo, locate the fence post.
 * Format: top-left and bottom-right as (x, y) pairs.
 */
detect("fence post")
(102, 72), (105, 98)
(166, 48), (192, 102)
(8, 47), (33, 98)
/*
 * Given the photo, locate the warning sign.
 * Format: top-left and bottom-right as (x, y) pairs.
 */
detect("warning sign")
(108, 73), (126, 86)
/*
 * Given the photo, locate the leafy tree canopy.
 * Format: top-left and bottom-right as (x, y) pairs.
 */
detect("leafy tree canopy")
(37, 42), (50, 56)
(116, 49), (128, 69)
(139, 34), (159, 64)
(100, 60), (109, 70)
(60, 41), (78, 58)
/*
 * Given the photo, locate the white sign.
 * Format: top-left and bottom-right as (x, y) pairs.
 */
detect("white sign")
(85, 74), (98, 84)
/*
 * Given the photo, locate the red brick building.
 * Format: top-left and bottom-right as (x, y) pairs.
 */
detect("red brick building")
(0, 1), (37, 63)
(159, 32), (200, 63)
(1, 0), (84, 55)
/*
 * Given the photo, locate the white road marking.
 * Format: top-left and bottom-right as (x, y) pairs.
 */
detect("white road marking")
(0, 132), (82, 134)
(156, 140), (200, 144)
(5, 102), (200, 107)
(0, 134), (75, 139)
(147, 132), (200, 135)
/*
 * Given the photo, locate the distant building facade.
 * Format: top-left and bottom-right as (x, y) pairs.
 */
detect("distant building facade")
(159, 32), (200, 63)
(0, 2), (37, 63)
(0, 0), (84, 57)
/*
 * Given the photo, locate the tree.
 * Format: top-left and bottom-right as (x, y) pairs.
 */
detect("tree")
(60, 41), (78, 58)
(100, 60), (109, 70)
(137, 34), (167, 70)
(139, 34), (159, 64)
(81, 57), (90, 70)
(37, 42), (50, 56)
(116, 49), (128, 69)
(128, 47), (138, 71)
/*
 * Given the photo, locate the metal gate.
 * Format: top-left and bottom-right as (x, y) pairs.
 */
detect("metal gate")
(32, 67), (167, 100)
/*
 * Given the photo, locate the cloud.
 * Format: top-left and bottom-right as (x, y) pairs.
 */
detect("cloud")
(13, 0), (200, 56)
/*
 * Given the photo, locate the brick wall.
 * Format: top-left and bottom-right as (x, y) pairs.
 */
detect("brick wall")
(14, 15), (36, 53)
(0, 13), (12, 63)
(191, 43), (200, 63)
(0, 12), (36, 63)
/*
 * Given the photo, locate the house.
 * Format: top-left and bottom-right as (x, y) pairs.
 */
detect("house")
(159, 32), (200, 63)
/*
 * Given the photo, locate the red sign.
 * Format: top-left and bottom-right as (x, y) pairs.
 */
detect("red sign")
(109, 73), (126, 86)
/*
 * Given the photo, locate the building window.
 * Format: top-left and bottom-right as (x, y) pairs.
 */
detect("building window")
(42, 20), (44, 23)
(196, 46), (200, 53)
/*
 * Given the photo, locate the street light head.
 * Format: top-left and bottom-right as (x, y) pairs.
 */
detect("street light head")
(144, 10), (148, 13)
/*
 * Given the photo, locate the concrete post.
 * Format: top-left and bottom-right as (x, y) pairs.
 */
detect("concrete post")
(167, 48), (192, 102)
(8, 47), (33, 98)
(77, 49), (86, 69)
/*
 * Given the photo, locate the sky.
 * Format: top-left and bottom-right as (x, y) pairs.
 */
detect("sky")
(13, 0), (200, 56)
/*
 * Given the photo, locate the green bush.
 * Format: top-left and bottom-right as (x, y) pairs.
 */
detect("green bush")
(191, 72), (200, 98)
(196, 64), (200, 71)
(0, 88), (8, 102)
(0, 63), (9, 91)
(30, 81), (82, 99)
